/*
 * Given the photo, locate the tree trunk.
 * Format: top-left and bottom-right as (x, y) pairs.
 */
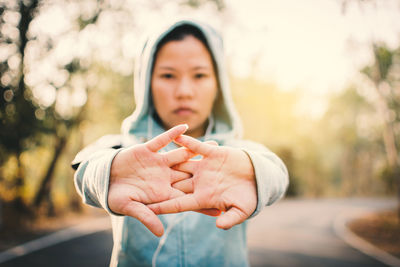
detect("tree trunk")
(374, 82), (400, 223)
(32, 136), (67, 210)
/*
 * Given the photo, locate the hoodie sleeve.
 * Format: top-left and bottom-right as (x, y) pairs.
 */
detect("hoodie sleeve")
(225, 139), (289, 217)
(72, 135), (123, 214)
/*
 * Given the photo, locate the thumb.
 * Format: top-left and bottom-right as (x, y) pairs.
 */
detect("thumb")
(216, 207), (247, 230)
(123, 201), (165, 237)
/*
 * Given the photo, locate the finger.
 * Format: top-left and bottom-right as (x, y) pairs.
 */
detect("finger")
(196, 208), (222, 217)
(123, 201), (164, 237)
(146, 124), (188, 152)
(169, 187), (186, 198)
(170, 170), (192, 184)
(205, 140), (218, 146)
(174, 135), (215, 156)
(172, 160), (198, 174)
(216, 207), (247, 230)
(148, 194), (202, 215)
(172, 179), (194, 193)
(163, 147), (196, 167)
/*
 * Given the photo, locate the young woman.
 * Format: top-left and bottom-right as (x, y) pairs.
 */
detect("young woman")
(72, 19), (288, 267)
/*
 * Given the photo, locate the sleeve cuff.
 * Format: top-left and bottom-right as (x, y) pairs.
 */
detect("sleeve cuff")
(241, 149), (289, 218)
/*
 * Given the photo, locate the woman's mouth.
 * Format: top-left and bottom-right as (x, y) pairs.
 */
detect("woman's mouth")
(174, 107), (195, 116)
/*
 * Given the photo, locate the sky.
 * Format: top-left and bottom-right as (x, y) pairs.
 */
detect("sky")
(224, 0), (400, 95)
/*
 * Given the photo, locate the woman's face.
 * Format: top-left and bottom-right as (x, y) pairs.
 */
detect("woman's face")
(151, 35), (218, 138)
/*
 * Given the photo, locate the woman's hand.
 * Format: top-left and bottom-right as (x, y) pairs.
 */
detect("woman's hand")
(108, 124), (194, 237)
(148, 135), (257, 230)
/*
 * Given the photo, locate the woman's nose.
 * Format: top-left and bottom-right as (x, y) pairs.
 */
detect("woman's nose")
(175, 77), (194, 99)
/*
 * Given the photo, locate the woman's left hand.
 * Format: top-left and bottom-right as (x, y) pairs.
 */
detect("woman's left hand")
(148, 135), (257, 230)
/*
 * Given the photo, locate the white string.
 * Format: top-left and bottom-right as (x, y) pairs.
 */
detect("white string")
(152, 213), (188, 267)
(204, 114), (214, 141)
(147, 108), (153, 141)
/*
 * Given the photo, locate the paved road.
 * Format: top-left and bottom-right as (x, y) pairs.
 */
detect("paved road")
(247, 198), (395, 267)
(0, 198), (396, 267)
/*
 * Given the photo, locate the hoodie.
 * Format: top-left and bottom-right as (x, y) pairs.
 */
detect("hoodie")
(72, 19), (289, 267)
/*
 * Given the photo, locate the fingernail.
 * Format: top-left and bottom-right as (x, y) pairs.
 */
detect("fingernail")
(183, 124), (189, 130)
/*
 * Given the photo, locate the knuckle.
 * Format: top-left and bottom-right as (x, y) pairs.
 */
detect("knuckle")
(174, 200), (182, 212)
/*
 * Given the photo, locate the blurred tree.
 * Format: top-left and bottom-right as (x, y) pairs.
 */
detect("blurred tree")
(0, 0), (101, 227)
(321, 87), (381, 195)
(276, 147), (300, 197)
(361, 43), (400, 219)
(0, 0), (41, 226)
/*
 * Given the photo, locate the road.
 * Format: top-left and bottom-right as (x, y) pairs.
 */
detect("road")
(247, 198), (395, 267)
(0, 198), (396, 267)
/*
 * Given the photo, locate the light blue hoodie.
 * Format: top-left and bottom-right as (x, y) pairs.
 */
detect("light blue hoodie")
(72, 19), (289, 267)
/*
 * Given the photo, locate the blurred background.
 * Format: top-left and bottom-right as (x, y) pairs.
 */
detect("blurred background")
(0, 0), (399, 264)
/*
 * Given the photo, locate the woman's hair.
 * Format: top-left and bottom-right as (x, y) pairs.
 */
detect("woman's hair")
(155, 24), (211, 57)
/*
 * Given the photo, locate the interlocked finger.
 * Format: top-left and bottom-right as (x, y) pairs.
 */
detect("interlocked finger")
(170, 170), (192, 184)
(163, 147), (196, 167)
(146, 124), (188, 152)
(174, 135), (215, 156)
(148, 194), (202, 215)
(172, 179), (194, 193)
(172, 160), (199, 174)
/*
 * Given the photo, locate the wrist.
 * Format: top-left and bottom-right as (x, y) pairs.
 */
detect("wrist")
(234, 148), (256, 182)
(110, 149), (126, 184)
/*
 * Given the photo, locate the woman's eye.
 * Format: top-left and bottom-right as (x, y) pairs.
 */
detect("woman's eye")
(161, 73), (174, 79)
(194, 73), (207, 79)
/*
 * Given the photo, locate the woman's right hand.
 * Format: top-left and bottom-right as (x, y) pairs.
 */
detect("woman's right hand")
(107, 124), (193, 237)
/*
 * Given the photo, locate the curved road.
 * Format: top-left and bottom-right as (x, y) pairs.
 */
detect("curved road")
(247, 198), (395, 267)
(0, 198), (396, 267)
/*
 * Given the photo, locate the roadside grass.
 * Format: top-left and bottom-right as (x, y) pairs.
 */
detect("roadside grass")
(348, 209), (400, 258)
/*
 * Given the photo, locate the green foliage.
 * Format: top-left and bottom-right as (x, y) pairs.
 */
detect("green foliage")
(276, 147), (300, 197)
(321, 87), (383, 195)
(362, 45), (395, 83)
(378, 165), (398, 194)
(375, 45), (393, 81)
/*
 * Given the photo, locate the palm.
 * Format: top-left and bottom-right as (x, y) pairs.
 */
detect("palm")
(109, 146), (184, 205)
(108, 125), (193, 236)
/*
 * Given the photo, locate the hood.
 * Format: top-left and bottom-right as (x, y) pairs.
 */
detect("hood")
(121, 19), (242, 143)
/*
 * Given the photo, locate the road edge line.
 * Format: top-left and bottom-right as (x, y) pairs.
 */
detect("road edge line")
(0, 216), (111, 264)
(333, 210), (400, 267)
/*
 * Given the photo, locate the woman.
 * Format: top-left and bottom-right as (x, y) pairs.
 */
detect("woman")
(72, 19), (288, 267)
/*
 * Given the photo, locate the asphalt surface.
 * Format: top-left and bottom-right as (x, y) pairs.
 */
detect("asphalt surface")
(0, 198), (396, 267)
(247, 198), (395, 267)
